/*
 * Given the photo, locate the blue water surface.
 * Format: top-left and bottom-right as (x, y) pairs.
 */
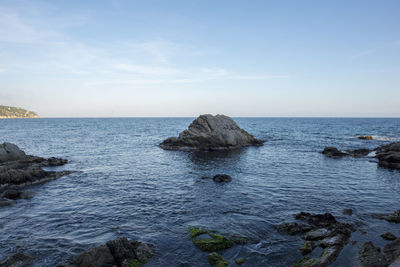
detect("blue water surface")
(0, 118), (399, 266)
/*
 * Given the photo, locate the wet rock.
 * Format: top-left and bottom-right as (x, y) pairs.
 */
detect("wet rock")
(359, 242), (388, 267)
(376, 142), (400, 170)
(347, 148), (372, 158)
(0, 252), (33, 267)
(342, 208), (353, 215)
(207, 252), (229, 267)
(0, 143), (70, 189)
(234, 257), (247, 265)
(318, 234), (347, 248)
(358, 136), (373, 140)
(1, 189), (22, 200)
(378, 210), (400, 223)
(321, 147), (348, 158)
(382, 232), (397, 241)
(294, 212), (337, 227)
(302, 228), (332, 241)
(192, 233), (233, 252)
(64, 245), (115, 267)
(300, 241), (316, 255)
(160, 114), (264, 151)
(384, 238), (400, 264)
(106, 237), (137, 266)
(213, 174), (232, 183)
(276, 222), (313, 235)
(295, 246), (342, 267)
(281, 212), (355, 266)
(59, 237), (153, 267)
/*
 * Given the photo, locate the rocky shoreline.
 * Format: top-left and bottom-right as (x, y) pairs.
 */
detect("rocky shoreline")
(322, 141), (400, 171)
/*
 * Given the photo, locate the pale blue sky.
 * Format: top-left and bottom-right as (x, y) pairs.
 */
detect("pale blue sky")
(0, 0), (399, 117)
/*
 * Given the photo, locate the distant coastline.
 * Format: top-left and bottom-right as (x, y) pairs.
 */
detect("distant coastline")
(0, 105), (39, 119)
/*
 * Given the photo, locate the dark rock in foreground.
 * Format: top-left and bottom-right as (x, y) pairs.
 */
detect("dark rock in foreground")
(59, 237), (153, 267)
(0, 252), (33, 267)
(160, 114), (264, 151)
(277, 212), (355, 267)
(359, 238), (400, 267)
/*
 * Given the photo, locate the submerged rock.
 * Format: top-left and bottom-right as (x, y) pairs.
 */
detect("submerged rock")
(58, 237), (153, 267)
(189, 227), (234, 252)
(321, 147), (348, 158)
(0, 142), (70, 188)
(207, 252), (229, 267)
(377, 209), (400, 223)
(213, 174), (232, 183)
(0, 252), (33, 267)
(342, 208), (353, 215)
(359, 241), (388, 267)
(160, 114), (263, 151)
(299, 241), (316, 255)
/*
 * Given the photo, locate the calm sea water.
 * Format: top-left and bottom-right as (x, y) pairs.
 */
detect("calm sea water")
(0, 118), (400, 266)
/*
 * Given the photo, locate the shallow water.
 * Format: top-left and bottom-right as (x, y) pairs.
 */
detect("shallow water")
(0, 118), (400, 266)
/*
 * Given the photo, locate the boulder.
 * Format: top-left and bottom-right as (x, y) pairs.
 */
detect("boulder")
(160, 114), (263, 151)
(0, 142), (27, 162)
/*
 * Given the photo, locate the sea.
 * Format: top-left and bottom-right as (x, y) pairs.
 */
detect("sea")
(0, 117), (399, 266)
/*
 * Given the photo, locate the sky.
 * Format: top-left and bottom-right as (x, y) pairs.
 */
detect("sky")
(0, 0), (399, 117)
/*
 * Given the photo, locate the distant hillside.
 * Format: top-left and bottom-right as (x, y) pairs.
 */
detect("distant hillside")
(0, 105), (39, 118)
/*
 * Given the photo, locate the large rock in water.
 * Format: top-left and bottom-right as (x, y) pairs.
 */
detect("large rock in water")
(160, 114), (264, 151)
(376, 142), (400, 170)
(0, 142), (70, 188)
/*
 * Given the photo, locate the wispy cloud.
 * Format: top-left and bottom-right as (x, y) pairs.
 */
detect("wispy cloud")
(350, 41), (400, 60)
(113, 63), (183, 75)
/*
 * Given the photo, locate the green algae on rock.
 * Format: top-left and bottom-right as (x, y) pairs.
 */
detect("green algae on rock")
(207, 252), (229, 267)
(189, 227), (208, 238)
(193, 234), (233, 252)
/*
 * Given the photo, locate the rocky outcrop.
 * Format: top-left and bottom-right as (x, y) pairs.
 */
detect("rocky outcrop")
(277, 212), (355, 267)
(321, 142), (400, 170)
(58, 237), (153, 267)
(160, 114), (263, 151)
(0, 142), (70, 205)
(0, 142), (69, 187)
(375, 142), (400, 170)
